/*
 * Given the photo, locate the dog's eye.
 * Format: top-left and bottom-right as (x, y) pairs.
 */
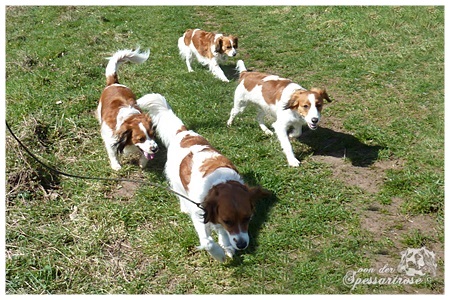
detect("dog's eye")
(139, 137), (146, 143)
(223, 219), (233, 226)
(303, 105), (309, 109)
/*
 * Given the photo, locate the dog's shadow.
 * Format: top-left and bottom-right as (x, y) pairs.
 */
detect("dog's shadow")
(298, 126), (385, 167)
(226, 126), (384, 265)
(221, 63), (240, 81)
(127, 143), (168, 182)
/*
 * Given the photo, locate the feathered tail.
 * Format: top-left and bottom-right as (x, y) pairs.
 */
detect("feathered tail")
(105, 48), (150, 86)
(137, 93), (185, 148)
(236, 59), (247, 74)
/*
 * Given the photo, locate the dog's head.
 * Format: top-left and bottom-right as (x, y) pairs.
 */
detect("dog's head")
(202, 181), (269, 251)
(114, 114), (159, 160)
(397, 247), (437, 277)
(284, 88), (332, 130)
(215, 35), (238, 57)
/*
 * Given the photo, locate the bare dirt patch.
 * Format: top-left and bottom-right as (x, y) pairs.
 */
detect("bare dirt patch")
(358, 196), (444, 294)
(312, 155), (404, 194)
(112, 181), (140, 199)
(305, 117), (443, 292)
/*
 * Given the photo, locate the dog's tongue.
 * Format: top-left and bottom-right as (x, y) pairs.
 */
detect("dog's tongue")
(144, 152), (155, 160)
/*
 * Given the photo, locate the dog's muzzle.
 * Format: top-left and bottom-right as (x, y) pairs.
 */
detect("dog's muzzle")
(234, 237), (248, 250)
(308, 117), (319, 130)
(141, 144), (159, 160)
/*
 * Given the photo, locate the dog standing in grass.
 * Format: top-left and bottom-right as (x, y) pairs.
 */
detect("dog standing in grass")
(139, 93), (269, 262)
(178, 29), (238, 82)
(227, 60), (331, 167)
(97, 48), (159, 171)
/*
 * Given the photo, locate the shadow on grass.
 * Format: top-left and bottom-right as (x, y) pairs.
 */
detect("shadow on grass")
(298, 126), (385, 167)
(221, 63), (240, 82)
(141, 143), (168, 179)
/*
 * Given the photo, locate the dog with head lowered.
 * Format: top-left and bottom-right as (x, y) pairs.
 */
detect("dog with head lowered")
(227, 60), (331, 167)
(97, 49), (158, 171)
(139, 93), (269, 262)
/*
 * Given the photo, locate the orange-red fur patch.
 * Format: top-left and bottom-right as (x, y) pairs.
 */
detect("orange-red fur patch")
(240, 71), (292, 105)
(199, 155), (238, 178)
(180, 152), (194, 191)
(180, 134), (213, 148)
(100, 85), (139, 130)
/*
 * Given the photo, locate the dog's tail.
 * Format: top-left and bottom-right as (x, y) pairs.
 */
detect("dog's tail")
(236, 59), (247, 74)
(105, 48), (150, 86)
(137, 93), (185, 148)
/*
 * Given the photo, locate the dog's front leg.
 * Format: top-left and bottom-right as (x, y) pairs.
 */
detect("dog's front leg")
(192, 215), (226, 262)
(105, 145), (121, 170)
(217, 227), (235, 258)
(101, 125), (122, 170)
(104, 142), (121, 171)
(139, 155), (148, 169)
(273, 121), (300, 167)
(209, 62), (229, 82)
(289, 124), (302, 139)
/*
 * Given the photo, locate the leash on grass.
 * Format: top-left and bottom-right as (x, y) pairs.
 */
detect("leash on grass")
(6, 121), (205, 211)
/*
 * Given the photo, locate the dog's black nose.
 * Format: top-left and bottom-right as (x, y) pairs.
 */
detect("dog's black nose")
(151, 145), (159, 152)
(311, 117), (319, 124)
(235, 239), (248, 250)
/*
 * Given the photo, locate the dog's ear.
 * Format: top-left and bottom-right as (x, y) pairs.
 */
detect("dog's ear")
(311, 88), (332, 103)
(202, 188), (219, 224)
(114, 126), (132, 154)
(283, 93), (301, 110)
(232, 36), (238, 49)
(215, 36), (224, 54)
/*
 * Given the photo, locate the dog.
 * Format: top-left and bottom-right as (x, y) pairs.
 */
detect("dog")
(227, 60), (332, 167)
(178, 28), (238, 82)
(97, 48), (158, 171)
(139, 93), (268, 262)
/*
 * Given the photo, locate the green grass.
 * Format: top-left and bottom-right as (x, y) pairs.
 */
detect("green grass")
(5, 6), (444, 294)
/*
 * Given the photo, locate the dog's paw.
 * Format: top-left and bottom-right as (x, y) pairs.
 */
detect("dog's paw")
(223, 246), (235, 258)
(287, 158), (300, 167)
(289, 132), (301, 139)
(198, 240), (226, 262)
(139, 157), (149, 169)
(263, 129), (274, 136)
(111, 163), (122, 171)
(210, 245), (226, 262)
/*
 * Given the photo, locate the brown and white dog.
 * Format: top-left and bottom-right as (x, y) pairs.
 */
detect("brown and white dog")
(139, 93), (268, 262)
(97, 49), (158, 171)
(227, 60), (332, 167)
(178, 29), (238, 82)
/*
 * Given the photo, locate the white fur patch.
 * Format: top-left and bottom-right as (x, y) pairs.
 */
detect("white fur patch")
(262, 75), (283, 81)
(116, 106), (141, 130)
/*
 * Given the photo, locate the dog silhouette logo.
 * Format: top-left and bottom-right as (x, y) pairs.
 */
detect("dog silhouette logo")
(397, 247), (437, 277)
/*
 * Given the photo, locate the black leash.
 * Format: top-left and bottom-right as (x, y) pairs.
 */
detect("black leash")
(5, 121), (205, 211)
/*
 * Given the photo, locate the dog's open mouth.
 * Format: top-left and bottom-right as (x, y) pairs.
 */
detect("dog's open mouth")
(139, 149), (156, 160)
(307, 123), (318, 130)
(144, 151), (156, 160)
